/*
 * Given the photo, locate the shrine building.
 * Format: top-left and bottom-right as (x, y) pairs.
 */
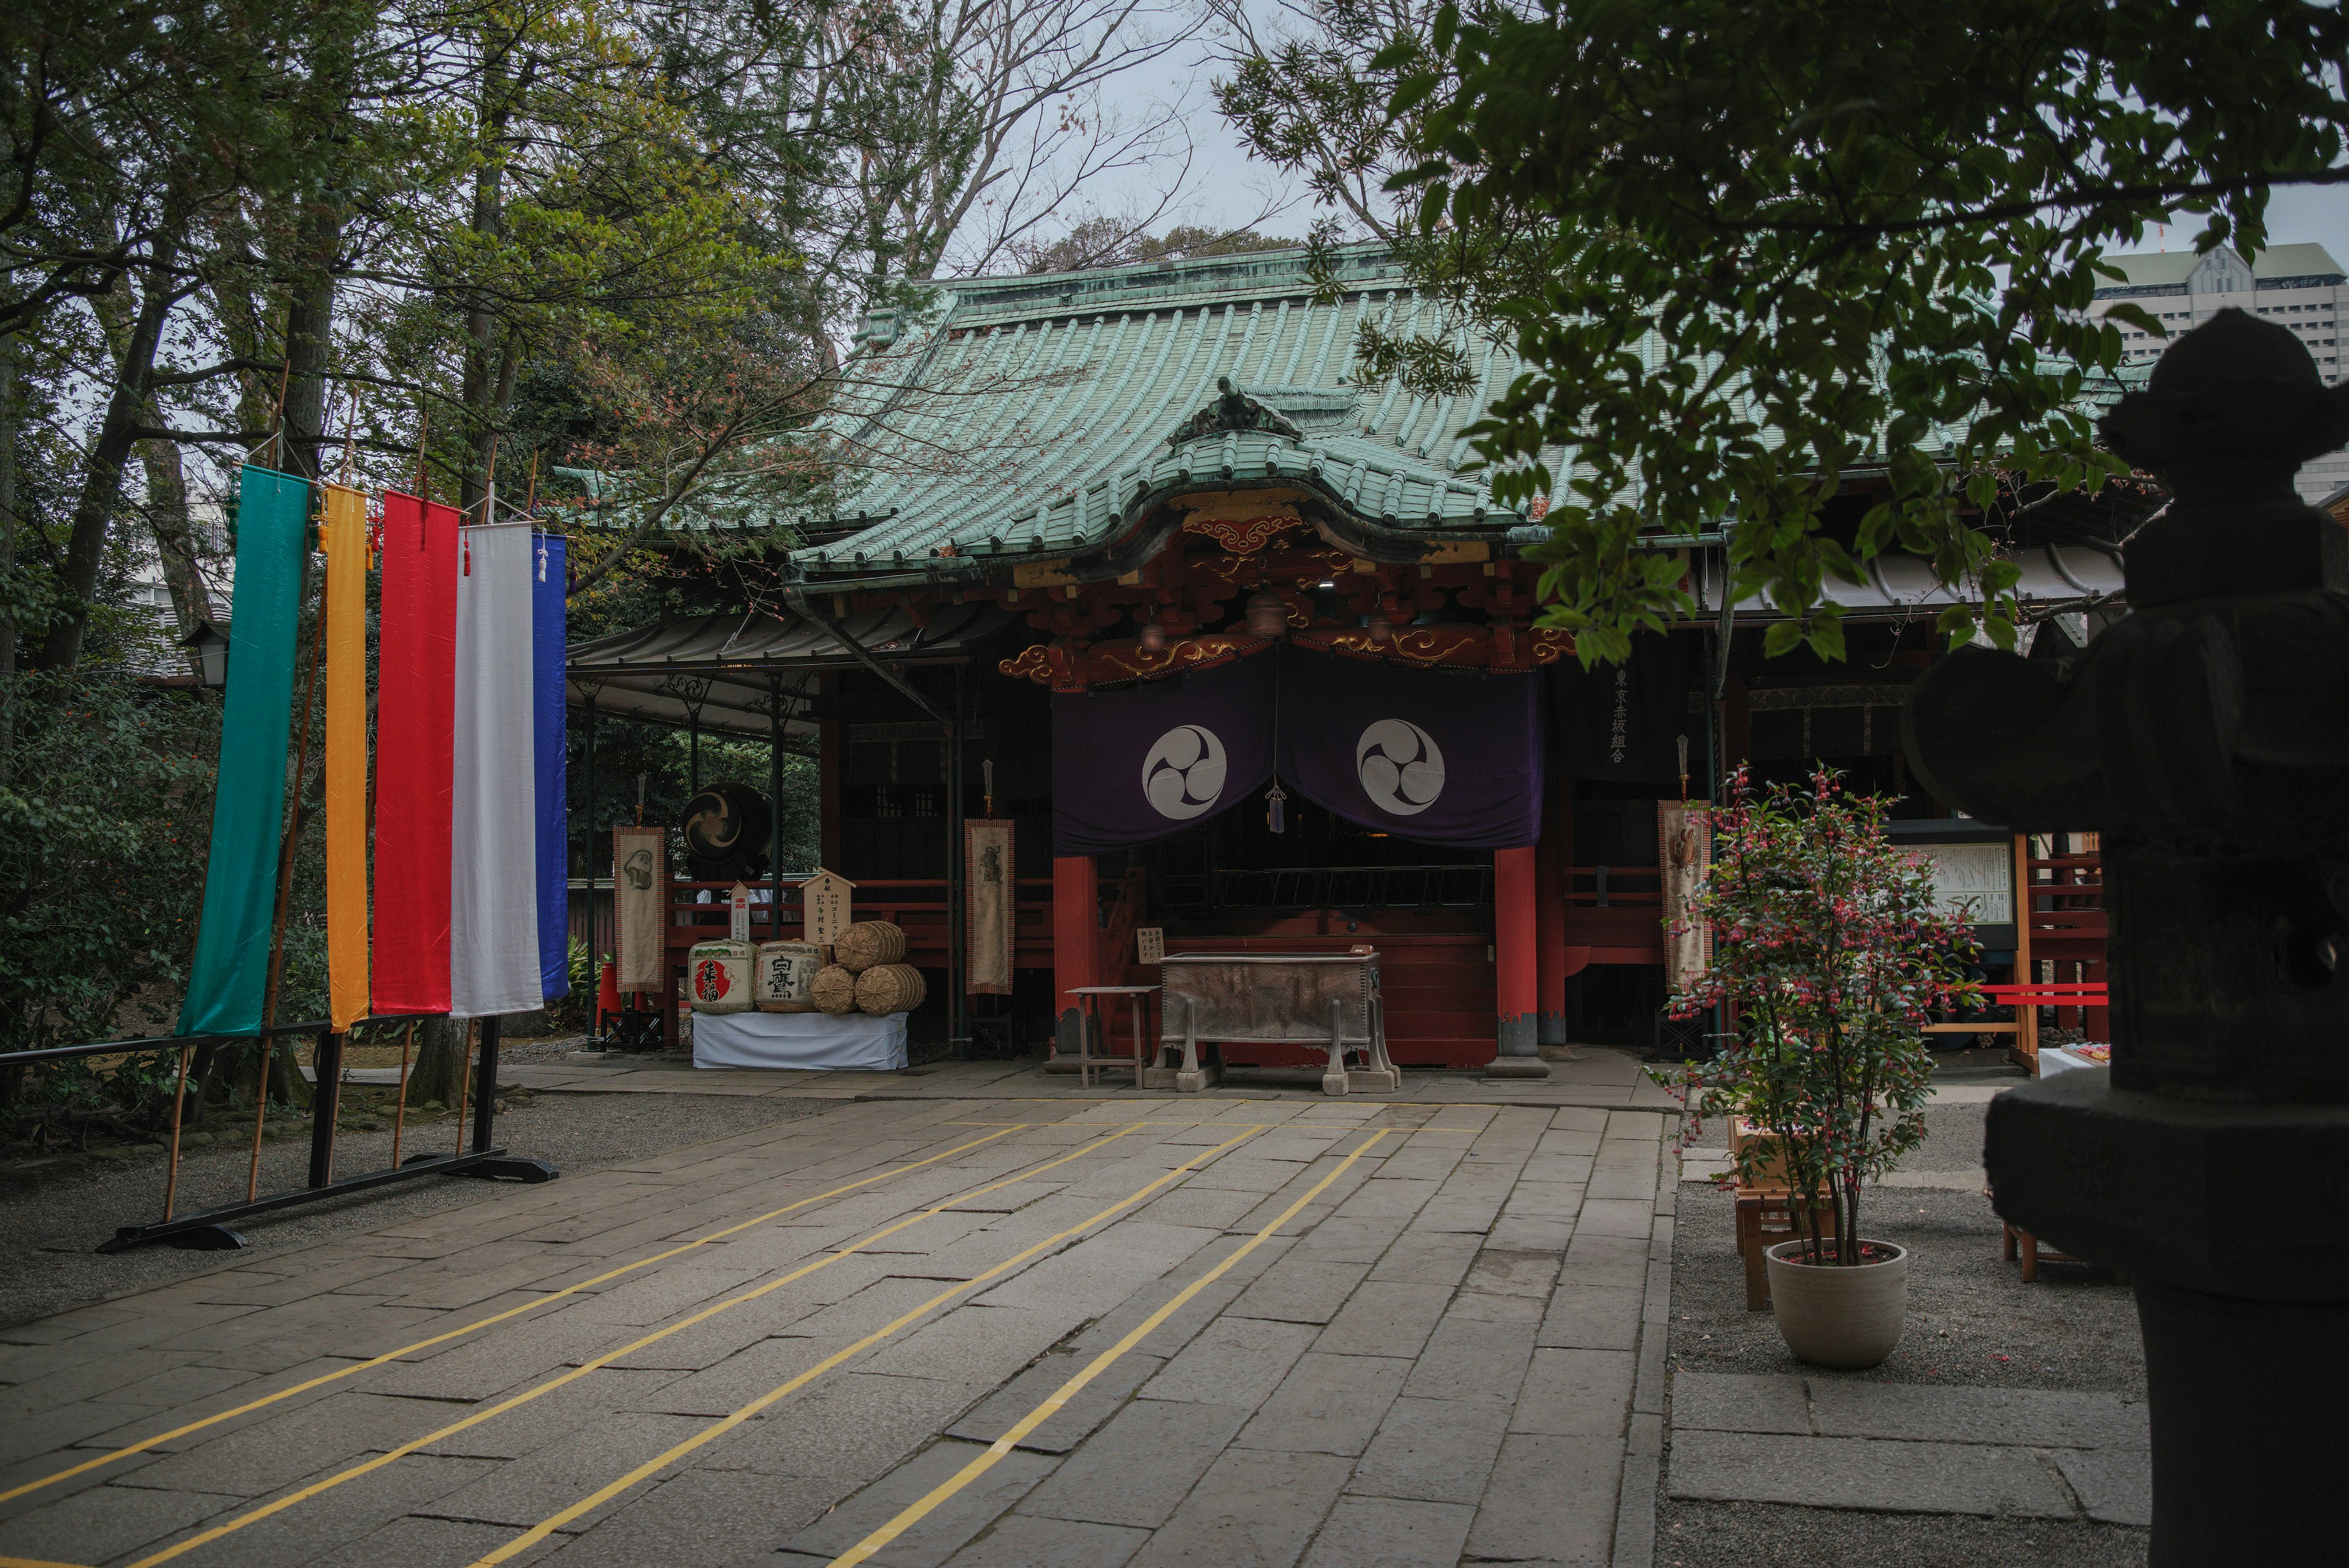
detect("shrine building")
(566, 246), (2136, 1072)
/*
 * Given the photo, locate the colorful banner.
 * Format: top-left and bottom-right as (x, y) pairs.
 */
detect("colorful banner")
(1278, 648), (1543, 849)
(965, 819), (1015, 994)
(177, 466), (308, 1037)
(613, 825), (667, 991)
(1050, 651), (1276, 854)
(372, 491), (457, 1015)
(451, 523), (543, 1018)
(533, 533), (570, 1000)
(322, 483), (369, 1030)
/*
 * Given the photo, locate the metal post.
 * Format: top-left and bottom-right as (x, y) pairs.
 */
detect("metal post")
(947, 663), (967, 1057)
(580, 688), (597, 887)
(472, 1014), (500, 1154)
(306, 1026), (343, 1187)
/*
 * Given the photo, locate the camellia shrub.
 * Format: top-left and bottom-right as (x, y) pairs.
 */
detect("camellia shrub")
(1652, 767), (1981, 1263)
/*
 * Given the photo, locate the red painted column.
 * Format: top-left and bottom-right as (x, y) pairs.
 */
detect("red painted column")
(1536, 785), (1570, 1047)
(1052, 855), (1100, 1061)
(1490, 844), (1549, 1076)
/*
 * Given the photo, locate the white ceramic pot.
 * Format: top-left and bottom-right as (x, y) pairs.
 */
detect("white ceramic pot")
(1764, 1238), (1910, 1370)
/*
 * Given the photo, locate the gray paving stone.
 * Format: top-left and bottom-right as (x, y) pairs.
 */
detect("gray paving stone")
(1313, 1282), (1451, 1360)
(628, 1334), (858, 1417)
(1556, 1233), (1652, 1291)
(1348, 1396), (1510, 1505)
(1586, 1166), (1658, 1203)
(423, 1370), (682, 1461)
(1286, 1216), (1409, 1265)
(365, 1310), (632, 1402)
(1665, 1430), (2076, 1518)
(109, 1390), (437, 1498)
(1236, 1352), (1411, 1457)
(1398, 1317), (1535, 1404)
(1537, 1285), (1644, 1352)
(1569, 1198), (1655, 1241)
(1144, 1185), (1277, 1232)
(1462, 1249), (1562, 1299)
(1537, 1129), (1603, 1157)
(1125, 1446), (1352, 1568)
(944, 1513), (1150, 1568)
(1143, 1317), (1318, 1408)
(0, 1397), (168, 1471)
(1228, 1258), (1372, 1326)
(1667, 1372), (1809, 1436)
(976, 1222), (1217, 1316)
(1466, 1432), (1620, 1565)
(1331, 1178), (1442, 1222)
(1806, 1381), (2151, 1451)
(946, 1350), (1169, 1454)
(861, 1303), (1089, 1387)
(1367, 1232), (1480, 1288)
(782, 1440), (1058, 1567)
(1513, 1348), (1635, 1436)
(1298, 1495), (1474, 1568)
(1020, 1399), (1253, 1529)
(165, 1451), (499, 1568)
(417, 1411), (728, 1529)
(1485, 1216), (1578, 1254)
(0, 1350), (208, 1421)
(305, 1513), (560, 1568)
(704, 1370), (992, 1482)
(2054, 1447), (2153, 1526)
(1517, 1153), (1595, 1186)
(0, 1477), (231, 1564)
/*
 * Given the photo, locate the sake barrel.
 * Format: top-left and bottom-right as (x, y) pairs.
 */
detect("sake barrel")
(834, 920), (907, 973)
(688, 938), (754, 1013)
(810, 964), (860, 1016)
(853, 963), (927, 1016)
(753, 941), (825, 1013)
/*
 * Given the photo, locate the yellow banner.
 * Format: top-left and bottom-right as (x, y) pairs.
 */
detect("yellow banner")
(323, 485), (370, 1030)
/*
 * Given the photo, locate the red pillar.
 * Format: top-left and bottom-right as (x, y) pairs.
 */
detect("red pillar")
(1490, 844), (1548, 1076)
(1052, 854), (1100, 1062)
(1537, 785), (1570, 1047)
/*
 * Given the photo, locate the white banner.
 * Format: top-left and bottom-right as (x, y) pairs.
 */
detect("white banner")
(1658, 800), (1712, 994)
(965, 820), (1015, 995)
(612, 826), (666, 991)
(450, 525), (542, 1018)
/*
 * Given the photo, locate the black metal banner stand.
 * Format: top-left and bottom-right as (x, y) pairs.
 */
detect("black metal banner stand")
(99, 1013), (557, 1254)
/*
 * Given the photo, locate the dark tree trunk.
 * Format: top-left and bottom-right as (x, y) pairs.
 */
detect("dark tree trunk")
(278, 204), (344, 483)
(407, 1016), (469, 1106)
(37, 226), (182, 671)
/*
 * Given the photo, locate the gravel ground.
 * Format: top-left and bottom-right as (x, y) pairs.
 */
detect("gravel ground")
(1658, 1083), (2149, 1567)
(0, 1080), (823, 1330)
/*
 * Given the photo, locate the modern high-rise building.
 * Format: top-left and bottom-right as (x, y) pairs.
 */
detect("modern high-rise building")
(2088, 243), (2349, 501)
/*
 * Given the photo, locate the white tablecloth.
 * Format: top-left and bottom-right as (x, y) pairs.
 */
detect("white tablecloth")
(691, 1011), (909, 1071)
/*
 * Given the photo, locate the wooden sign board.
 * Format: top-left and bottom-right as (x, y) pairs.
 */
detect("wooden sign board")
(1136, 926), (1165, 965)
(803, 868), (855, 948)
(1885, 819), (2018, 954)
(729, 882), (752, 942)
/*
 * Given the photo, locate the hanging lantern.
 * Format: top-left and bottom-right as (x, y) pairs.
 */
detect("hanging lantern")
(1266, 781), (1289, 834)
(1365, 606), (1394, 644)
(1137, 617), (1167, 652)
(1245, 589), (1290, 639)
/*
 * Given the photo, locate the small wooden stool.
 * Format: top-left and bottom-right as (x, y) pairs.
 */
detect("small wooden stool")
(2002, 1221), (2084, 1283)
(1734, 1186), (1839, 1310)
(1068, 986), (1160, 1089)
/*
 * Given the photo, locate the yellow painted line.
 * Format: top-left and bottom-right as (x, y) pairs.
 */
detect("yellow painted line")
(111, 1124), (1154, 1568)
(0, 1123), (1035, 1508)
(824, 1129), (1391, 1568)
(0, 1556), (97, 1568)
(463, 1124), (1271, 1568)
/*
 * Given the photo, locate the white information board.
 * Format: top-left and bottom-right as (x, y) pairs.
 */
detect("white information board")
(1910, 841), (2012, 926)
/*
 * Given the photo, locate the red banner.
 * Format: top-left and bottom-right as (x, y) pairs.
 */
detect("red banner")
(372, 490), (458, 1013)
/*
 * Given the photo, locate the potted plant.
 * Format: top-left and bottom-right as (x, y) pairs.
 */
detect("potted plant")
(1655, 767), (1980, 1369)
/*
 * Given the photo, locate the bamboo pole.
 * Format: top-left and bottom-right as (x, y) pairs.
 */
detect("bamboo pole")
(161, 1042), (194, 1221)
(451, 1019), (473, 1158)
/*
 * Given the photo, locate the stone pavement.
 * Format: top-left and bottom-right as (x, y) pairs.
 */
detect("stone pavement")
(459, 1047), (1684, 1111)
(1665, 1373), (2150, 1526)
(0, 1091), (1680, 1568)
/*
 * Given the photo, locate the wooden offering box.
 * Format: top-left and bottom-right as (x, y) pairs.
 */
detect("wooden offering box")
(1157, 951), (1398, 1096)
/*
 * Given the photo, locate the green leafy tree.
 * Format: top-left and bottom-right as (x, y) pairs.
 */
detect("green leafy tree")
(1229, 0), (2349, 660)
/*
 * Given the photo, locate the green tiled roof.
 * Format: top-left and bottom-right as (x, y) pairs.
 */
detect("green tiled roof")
(792, 247), (1542, 580)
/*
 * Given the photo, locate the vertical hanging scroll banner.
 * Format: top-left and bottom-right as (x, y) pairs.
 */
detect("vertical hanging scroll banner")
(1658, 800), (1713, 992)
(965, 819), (1015, 994)
(532, 532), (570, 1001)
(372, 491), (458, 1014)
(451, 523), (541, 1018)
(1277, 648), (1545, 848)
(321, 483), (370, 1031)
(178, 466), (310, 1036)
(1050, 651), (1277, 853)
(612, 825), (666, 991)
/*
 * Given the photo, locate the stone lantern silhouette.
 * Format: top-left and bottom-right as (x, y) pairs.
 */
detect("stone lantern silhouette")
(1905, 307), (2349, 1564)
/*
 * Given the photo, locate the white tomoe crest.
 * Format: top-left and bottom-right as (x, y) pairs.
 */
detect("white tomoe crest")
(1356, 719), (1445, 816)
(1142, 724), (1230, 819)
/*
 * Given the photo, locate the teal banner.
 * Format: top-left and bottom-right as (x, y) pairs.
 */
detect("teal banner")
(176, 466), (309, 1036)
